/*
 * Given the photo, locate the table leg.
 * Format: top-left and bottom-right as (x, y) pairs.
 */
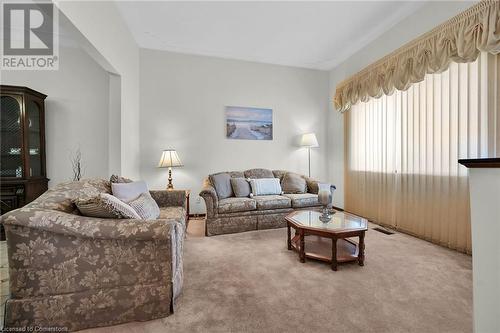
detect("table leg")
(287, 223), (292, 250)
(299, 230), (305, 263)
(331, 238), (338, 271)
(358, 232), (365, 266)
(185, 193), (190, 229)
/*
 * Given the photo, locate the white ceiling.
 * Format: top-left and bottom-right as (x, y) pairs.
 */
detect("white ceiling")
(116, 1), (425, 71)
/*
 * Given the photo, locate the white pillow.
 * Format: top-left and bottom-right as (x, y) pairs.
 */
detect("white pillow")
(128, 192), (160, 220)
(111, 180), (148, 202)
(249, 178), (282, 196)
(100, 193), (142, 219)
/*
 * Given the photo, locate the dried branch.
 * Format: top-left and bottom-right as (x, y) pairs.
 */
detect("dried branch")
(70, 148), (83, 181)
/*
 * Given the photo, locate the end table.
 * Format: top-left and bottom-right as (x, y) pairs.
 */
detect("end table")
(165, 189), (190, 226)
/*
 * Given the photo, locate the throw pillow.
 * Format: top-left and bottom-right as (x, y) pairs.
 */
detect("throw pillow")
(209, 173), (233, 199)
(306, 178), (319, 194)
(230, 178), (251, 197)
(249, 178), (282, 196)
(128, 192), (160, 220)
(111, 180), (148, 202)
(110, 175), (133, 183)
(75, 193), (141, 219)
(281, 172), (307, 194)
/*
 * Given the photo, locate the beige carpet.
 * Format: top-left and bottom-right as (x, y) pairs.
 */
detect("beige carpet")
(79, 219), (472, 333)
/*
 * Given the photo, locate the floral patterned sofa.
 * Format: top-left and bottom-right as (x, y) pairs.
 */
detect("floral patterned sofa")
(200, 169), (328, 236)
(1, 178), (186, 331)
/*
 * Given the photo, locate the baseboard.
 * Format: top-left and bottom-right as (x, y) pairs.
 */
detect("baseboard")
(332, 206), (344, 212)
(190, 207), (344, 219)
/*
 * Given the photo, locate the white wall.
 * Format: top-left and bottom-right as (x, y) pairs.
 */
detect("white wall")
(55, 1), (141, 179)
(140, 49), (329, 214)
(468, 167), (500, 333)
(1, 46), (110, 186)
(327, 0), (476, 209)
(108, 74), (121, 176)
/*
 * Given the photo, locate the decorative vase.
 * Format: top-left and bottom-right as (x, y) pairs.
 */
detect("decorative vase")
(318, 188), (331, 222)
(318, 183), (336, 222)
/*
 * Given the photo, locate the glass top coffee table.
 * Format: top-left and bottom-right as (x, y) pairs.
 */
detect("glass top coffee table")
(285, 210), (368, 271)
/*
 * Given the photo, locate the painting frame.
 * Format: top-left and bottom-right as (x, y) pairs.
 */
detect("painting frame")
(225, 106), (273, 141)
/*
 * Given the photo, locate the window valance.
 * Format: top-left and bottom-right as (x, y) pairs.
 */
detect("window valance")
(334, 0), (500, 112)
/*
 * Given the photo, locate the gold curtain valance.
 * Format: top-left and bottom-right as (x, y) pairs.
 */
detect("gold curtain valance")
(334, 0), (500, 112)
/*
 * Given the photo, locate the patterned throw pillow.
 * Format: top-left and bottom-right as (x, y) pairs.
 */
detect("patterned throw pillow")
(75, 193), (141, 219)
(249, 178), (283, 196)
(128, 192), (160, 220)
(281, 172), (307, 194)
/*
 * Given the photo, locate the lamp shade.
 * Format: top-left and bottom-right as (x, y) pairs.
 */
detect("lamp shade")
(300, 133), (319, 148)
(158, 149), (183, 168)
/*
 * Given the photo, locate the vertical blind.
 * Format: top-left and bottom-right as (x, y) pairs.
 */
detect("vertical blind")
(346, 53), (500, 253)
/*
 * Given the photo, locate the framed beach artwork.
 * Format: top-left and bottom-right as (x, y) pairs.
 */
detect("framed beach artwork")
(225, 106), (273, 140)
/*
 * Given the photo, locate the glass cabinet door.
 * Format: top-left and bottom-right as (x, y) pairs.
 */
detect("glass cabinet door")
(26, 100), (42, 177)
(0, 96), (23, 178)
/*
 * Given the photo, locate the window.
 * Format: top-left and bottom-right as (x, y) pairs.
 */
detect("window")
(345, 53), (500, 253)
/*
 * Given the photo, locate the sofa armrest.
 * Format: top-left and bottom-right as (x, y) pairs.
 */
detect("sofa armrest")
(1, 207), (181, 241)
(199, 178), (218, 218)
(150, 190), (187, 208)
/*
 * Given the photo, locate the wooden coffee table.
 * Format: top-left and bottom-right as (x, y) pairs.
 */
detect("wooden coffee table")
(285, 210), (368, 271)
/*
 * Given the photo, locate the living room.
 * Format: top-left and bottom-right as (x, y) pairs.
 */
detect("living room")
(0, 1), (498, 332)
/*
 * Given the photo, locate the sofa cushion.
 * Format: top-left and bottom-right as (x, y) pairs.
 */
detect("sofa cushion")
(281, 172), (307, 194)
(244, 168), (274, 179)
(253, 195), (291, 210)
(231, 178), (251, 197)
(249, 178), (282, 196)
(159, 206), (186, 225)
(218, 197), (257, 213)
(283, 193), (321, 208)
(209, 172), (233, 199)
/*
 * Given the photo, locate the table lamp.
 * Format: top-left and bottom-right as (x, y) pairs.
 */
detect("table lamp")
(158, 149), (183, 189)
(300, 133), (319, 177)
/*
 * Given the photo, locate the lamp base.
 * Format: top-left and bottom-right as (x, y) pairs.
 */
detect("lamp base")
(167, 167), (174, 189)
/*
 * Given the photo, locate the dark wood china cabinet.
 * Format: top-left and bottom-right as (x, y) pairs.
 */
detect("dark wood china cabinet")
(1, 85), (48, 240)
